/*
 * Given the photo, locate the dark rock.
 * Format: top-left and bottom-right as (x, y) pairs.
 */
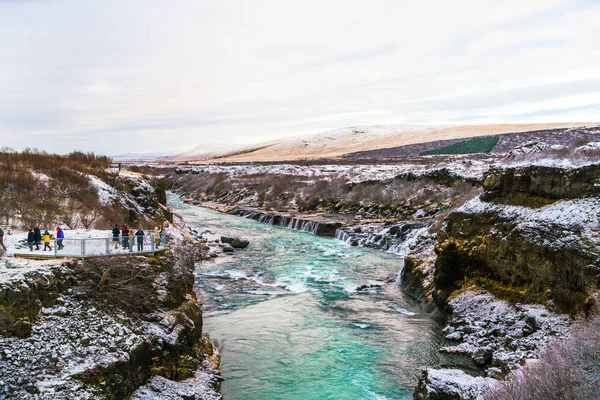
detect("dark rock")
(230, 238), (250, 249)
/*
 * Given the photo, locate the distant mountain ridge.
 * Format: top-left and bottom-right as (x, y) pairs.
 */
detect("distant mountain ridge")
(171, 123), (598, 163)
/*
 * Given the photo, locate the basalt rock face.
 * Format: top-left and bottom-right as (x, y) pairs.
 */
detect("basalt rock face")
(433, 165), (600, 313)
(229, 208), (343, 237)
(482, 164), (600, 204)
(0, 265), (73, 338)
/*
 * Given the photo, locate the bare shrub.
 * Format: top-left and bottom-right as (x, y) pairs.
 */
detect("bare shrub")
(74, 256), (158, 314)
(485, 316), (600, 400)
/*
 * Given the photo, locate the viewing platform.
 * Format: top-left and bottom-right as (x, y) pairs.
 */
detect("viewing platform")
(8, 232), (168, 260)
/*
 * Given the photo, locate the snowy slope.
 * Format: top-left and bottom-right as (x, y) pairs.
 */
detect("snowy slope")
(171, 123), (593, 162)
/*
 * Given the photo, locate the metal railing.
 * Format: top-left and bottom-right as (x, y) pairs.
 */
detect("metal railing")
(47, 233), (167, 259)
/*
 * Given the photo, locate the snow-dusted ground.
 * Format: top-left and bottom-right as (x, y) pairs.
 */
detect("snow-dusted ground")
(178, 158), (493, 183)
(456, 196), (600, 253)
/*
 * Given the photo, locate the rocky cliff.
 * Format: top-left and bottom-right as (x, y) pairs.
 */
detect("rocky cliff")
(408, 163), (600, 399)
(434, 164), (600, 313)
(0, 248), (221, 399)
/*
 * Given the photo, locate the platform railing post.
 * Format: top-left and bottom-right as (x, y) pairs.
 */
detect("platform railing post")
(81, 239), (85, 261)
(151, 234), (155, 256)
(105, 238), (109, 255)
(54, 239), (57, 258)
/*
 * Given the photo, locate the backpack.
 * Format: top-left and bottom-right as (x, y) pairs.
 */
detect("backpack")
(0, 228), (4, 237)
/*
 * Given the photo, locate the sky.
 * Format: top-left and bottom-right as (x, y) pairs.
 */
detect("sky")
(1, 0), (599, 155)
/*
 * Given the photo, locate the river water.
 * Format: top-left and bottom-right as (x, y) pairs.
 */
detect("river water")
(168, 194), (455, 400)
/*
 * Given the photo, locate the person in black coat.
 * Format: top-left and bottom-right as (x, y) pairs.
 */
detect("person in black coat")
(33, 227), (42, 250)
(135, 228), (145, 251)
(112, 224), (120, 250)
(27, 228), (35, 251)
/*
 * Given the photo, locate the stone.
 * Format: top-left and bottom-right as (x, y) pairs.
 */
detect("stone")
(230, 238), (250, 249)
(445, 331), (463, 341)
(471, 349), (493, 367)
(222, 244), (234, 253)
(220, 236), (250, 249)
(413, 368), (497, 400)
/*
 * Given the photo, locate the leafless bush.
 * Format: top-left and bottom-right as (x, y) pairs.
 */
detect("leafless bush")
(74, 256), (158, 314)
(485, 316), (600, 400)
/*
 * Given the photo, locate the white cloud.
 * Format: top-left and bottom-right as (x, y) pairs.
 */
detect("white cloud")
(0, 0), (598, 154)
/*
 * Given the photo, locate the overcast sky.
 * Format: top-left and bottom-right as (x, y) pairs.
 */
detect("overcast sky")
(1, 0), (599, 155)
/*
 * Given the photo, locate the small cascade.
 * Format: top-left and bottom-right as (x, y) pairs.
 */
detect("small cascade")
(335, 220), (433, 258)
(335, 228), (352, 243)
(228, 208), (341, 237)
(395, 258), (406, 285)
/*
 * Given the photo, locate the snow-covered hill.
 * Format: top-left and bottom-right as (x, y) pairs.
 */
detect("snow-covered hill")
(171, 123), (593, 162)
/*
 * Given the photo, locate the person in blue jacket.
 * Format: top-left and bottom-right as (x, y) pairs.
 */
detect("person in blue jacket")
(135, 228), (145, 251)
(56, 226), (65, 250)
(27, 228), (35, 251)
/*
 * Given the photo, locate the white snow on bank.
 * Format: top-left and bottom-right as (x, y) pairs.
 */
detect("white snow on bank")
(457, 197), (600, 251)
(178, 159), (493, 183)
(87, 174), (145, 213)
(0, 257), (64, 284)
(459, 197), (600, 227)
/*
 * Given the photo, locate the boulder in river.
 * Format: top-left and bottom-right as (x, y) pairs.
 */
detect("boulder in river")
(220, 236), (250, 249)
(222, 243), (234, 253)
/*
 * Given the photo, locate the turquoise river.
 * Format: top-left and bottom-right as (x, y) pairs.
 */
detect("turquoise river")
(169, 194), (459, 400)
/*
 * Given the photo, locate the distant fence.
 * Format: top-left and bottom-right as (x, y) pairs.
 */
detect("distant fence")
(41, 233), (167, 259)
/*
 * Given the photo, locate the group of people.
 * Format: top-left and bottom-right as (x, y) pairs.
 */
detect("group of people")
(26, 226), (64, 252)
(18, 224), (163, 254)
(111, 225), (164, 252)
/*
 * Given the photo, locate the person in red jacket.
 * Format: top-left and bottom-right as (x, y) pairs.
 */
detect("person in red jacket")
(121, 225), (129, 249)
(56, 226), (64, 250)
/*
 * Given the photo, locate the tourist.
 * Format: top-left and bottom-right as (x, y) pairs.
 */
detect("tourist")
(0, 226), (6, 252)
(42, 229), (52, 251)
(112, 224), (120, 250)
(27, 228), (35, 251)
(128, 229), (134, 250)
(33, 227), (42, 250)
(56, 226), (64, 250)
(135, 228), (145, 251)
(121, 225), (129, 249)
(154, 226), (161, 248)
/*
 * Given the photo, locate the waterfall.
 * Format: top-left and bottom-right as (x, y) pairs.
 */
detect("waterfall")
(334, 221), (431, 263)
(228, 208), (339, 237)
(395, 257), (406, 285)
(335, 228), (351, 243)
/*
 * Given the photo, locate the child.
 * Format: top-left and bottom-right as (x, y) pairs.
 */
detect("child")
(42, 229), (52, 251)
(128, 230), (134, 251)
